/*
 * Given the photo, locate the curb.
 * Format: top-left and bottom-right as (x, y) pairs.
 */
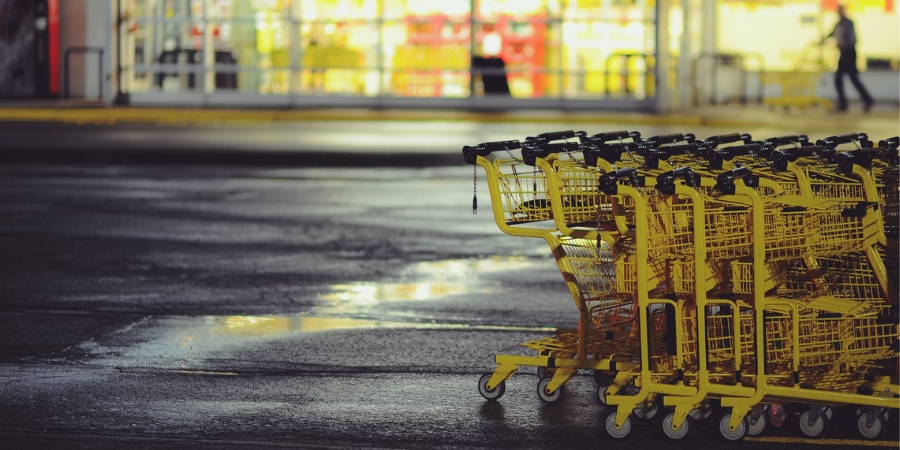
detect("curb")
(0, 147), (464, 168)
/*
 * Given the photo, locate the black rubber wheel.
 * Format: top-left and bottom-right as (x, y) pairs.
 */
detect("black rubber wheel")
(718, 412), (747, 441)
(857, 410), (886, 439)
(478, 374), (505, 401)
(537, 366), (555, 380)
(662, 412), (690, 439)
(798, 410), (828, 438)
(604, 411), (632, 439)
(632, 397), (659, 420)
(597, 381), (612, 405)
(537, 377), (563, 403)
(747, 412), (766, 436)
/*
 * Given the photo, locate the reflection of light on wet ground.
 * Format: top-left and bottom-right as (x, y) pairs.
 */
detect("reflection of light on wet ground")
(317, 257), (538, 310)
(319, 282), (469, 305)
(83, 257), (552, 368)
(215, 316), (386, 336)
(211, 315), (554, 336)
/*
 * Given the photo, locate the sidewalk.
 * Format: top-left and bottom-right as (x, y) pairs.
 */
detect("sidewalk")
(0, 101), (897, 132)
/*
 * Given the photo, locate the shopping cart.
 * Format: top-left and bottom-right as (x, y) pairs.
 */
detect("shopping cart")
(761, 42), (833, 111)
(463, 130), (900, 442)
(465, 133), (642, 404)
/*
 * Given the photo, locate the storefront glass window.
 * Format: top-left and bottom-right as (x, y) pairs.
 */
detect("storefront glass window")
(380, 1), (471, 98)
(298, 21), (379, 95)
(120, 0), (662, 101)
(559, 0), (656, 99)
(717, 0), (899, 72)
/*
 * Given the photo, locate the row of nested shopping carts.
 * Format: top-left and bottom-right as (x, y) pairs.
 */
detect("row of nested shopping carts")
(463, 131), (899, 440)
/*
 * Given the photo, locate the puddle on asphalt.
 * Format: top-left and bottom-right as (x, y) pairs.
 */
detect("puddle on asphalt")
(82, 314), (554, 369)
(212, 315), (388, 335)
(316, 257), (539, 315)
(81, 256), (553, 368)
(216, 255), (548, 336)
(209, 315), (554, 336)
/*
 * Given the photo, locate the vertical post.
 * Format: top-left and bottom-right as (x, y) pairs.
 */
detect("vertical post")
(604, 56), (611, 96)
(64, 48), (69, 99)
(738, 55), (746, 104)
(711, 56), (718, 104)
(204, 0), (214, 94)
(655, 0), (670, 112)
(557, 12), (563, 105)
(377, 0), (384, 101)
(99, 49), (104, 99)
(295, 2), (305, 99)
(115, 0), (123, 102)
(288, 2), (296, 101)
(469, 0), (476, 100)
(677, 0), (691, 111)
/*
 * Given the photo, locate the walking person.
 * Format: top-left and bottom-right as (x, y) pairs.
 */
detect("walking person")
(823, 4), (874, 113)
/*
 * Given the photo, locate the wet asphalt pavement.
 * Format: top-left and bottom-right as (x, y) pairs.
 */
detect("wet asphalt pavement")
(1, 121), (899, 449)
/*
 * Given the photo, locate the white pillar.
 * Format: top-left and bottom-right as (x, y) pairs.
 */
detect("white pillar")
(59, 0), (112, 102)
(85, 0), (112, 102)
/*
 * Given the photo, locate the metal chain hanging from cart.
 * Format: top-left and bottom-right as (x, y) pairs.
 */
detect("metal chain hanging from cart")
(473, 165), (478, 214)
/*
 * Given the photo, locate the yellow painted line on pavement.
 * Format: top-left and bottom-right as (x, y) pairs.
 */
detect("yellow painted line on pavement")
(4, 106), (890, 130)
(746, 436), (899, 447)
(0, 107), (746, 128)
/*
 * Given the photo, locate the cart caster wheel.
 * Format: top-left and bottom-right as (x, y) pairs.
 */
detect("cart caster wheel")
(662, 412), (690, 439)
(604, 411), (632, 439)
(478, 374), (505, 401)
(854, 407), (883, 421)
(597, 381), (611, 405)
(747, 412), (767, 436)
(633, 398), (659, 420)
(799, 410), (828, 438)
(689, 401), (714, 421)
(536, 366), (555, 380)
(537, 377), (563, 403)
(718, 413), (747, 441)
(857, 410), (886, 439)
(767, 404), (787, 427)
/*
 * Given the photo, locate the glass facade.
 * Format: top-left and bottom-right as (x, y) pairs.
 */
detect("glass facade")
(119, 0), (660, 101)
(717, 0), (899, 72)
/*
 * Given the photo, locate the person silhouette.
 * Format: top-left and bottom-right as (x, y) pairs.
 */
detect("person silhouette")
(823, 4), (874, 113)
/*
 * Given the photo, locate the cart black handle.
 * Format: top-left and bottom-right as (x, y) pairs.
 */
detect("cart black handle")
(878, 137), (899, 150)
(525, 130), (588, 144)
(636, 143), (706, 170)
(656, 167), (701, 195)
(770, 145), (836, 171)
(462, 140), (521, 164)
(589, 130), (642, 144)
(836, 149), (877, 174)
(875, 148), (900, 166)
(644, 143), (706, 157)
(522, 142), (582, 166)
(815, 132), (870, 148)
(599, 168), (642, 195)
(704, 133), (753, 147)
(583, 143), (637, 166)
(761, 134), (810, 149)
(715, 167), (759, 194)
(701, 143), (765, 170)
(641, 133), (696, 148)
